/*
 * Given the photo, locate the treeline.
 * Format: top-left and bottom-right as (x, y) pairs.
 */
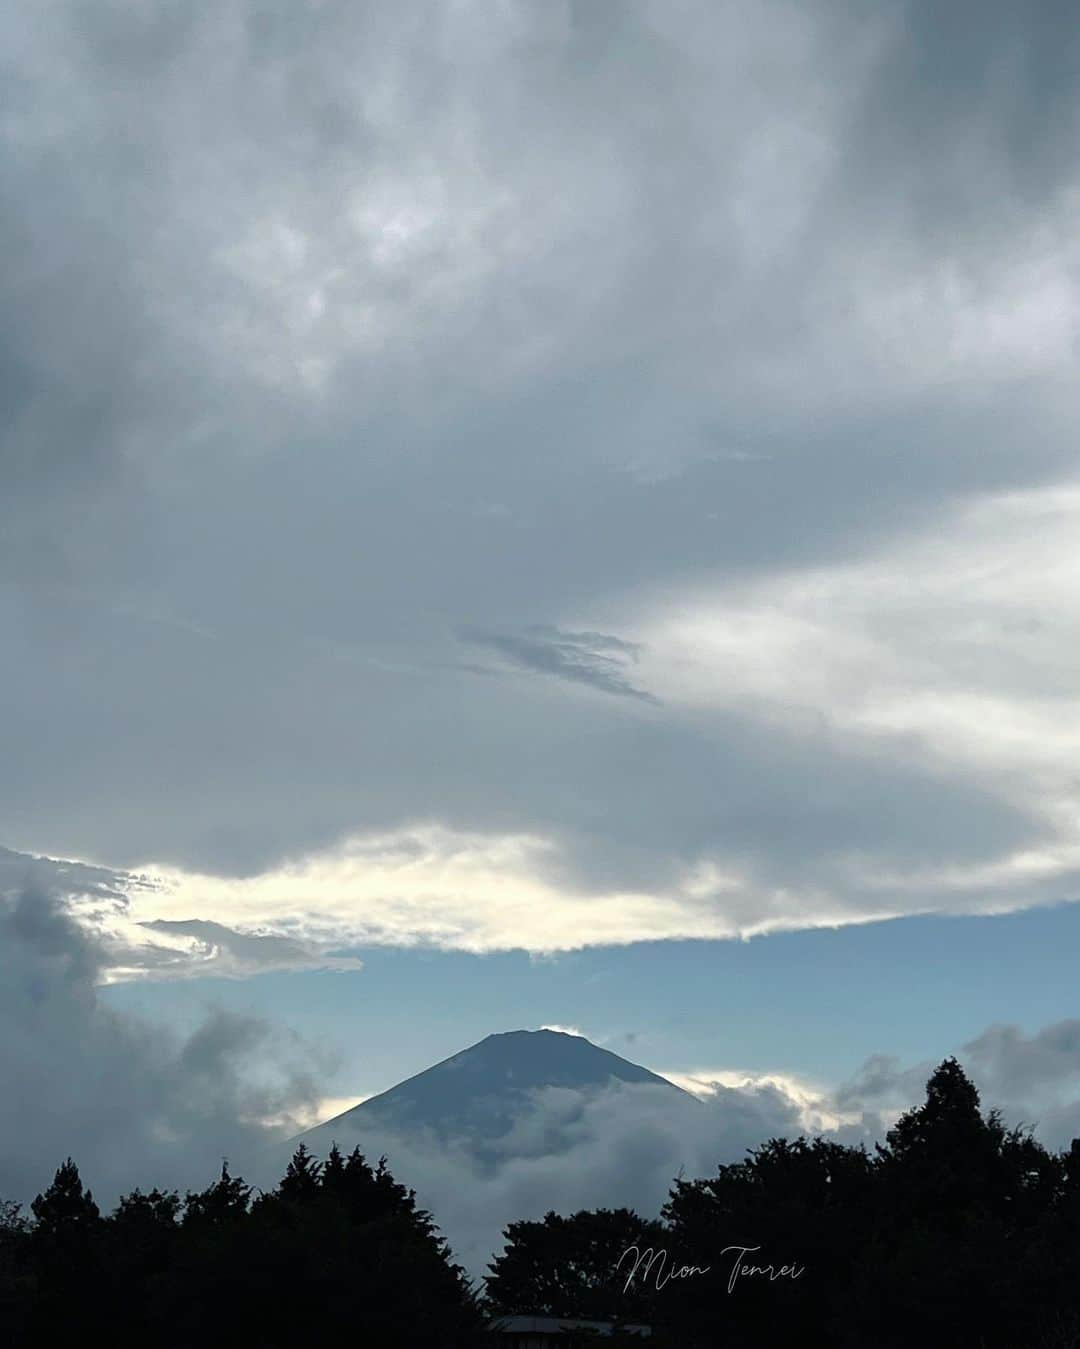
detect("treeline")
(488, 1059), (1080, 1347)
(0, 1143), (488, 1347)
(4, 1060), (1080, 1346)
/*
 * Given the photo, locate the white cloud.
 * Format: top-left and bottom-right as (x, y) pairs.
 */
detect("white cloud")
(284, 1094), (370, 1134)
(658, 1067), (863, 1133)
(300, 1078), (808, 1278)
(100, 504), (1080, 946)
(102, 827), (756, 976)
(618, 481), (1080, 908)
(24, 824), (961, 982)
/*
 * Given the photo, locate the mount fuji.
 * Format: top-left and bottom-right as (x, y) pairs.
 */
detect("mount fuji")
(299, 1028), (696, 1163)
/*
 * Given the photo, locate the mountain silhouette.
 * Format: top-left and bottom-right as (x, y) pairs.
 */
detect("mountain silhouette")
(300, 1028), (694, 1163)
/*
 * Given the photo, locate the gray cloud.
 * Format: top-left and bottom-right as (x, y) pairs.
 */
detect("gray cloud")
(831, 1053), (921, 1114)
(833, 1018), (1080, 1151)
(963, 1021), (1080, 1105)
(462, 625), (659, 703)
(135, 919), (365, 979)
(0, 885), (330, 1208)
(3, 0), (1080, 941)
(0, 844), (140, 907)
(0, 848), (364, 979)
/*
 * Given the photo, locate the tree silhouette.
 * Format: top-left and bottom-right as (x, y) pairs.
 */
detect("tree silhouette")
(853, 1059), (1059, 1347)
(0, 1198), (27, 1237)
(30, 1158), (99, 1235)
(0, 1198), (30, 1339)
(877, 1058), (1003, 1223)
(5, 1060), (1080, 1346)
(25, 1159), (105, 1339)
(155, 1146), (484, 1347)
(321, 1139), (347, 1192)
(181, 1160), (252, 1228)
(487, 1207), (666, 1323)
(277, 1142), (323, 1202)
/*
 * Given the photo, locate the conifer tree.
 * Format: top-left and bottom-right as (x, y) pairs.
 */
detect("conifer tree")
(182, 1160), (252, 1228)
(30, 1159), (100, 1235)
(278, 1142), (323, 1202)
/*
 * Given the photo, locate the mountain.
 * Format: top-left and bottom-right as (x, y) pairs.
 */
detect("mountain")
(299, 1029), (695, 1163)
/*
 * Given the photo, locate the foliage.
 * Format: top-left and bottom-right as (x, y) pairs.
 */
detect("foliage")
(7, 1060), (1080, 1345)
(0, 1145), (487, 1347)
(485, 1060), (1080, 1348)
(486, 1207), (666, 1322)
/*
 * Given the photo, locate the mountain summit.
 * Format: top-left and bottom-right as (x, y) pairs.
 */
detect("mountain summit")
(300, 1029), (693, 1159)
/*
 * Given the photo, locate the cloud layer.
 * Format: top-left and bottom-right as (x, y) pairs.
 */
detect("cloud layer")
(5, 1), (1080, 958)
(302, 1017), (1080, 1278)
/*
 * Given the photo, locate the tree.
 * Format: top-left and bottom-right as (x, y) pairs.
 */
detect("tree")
(848, 1059), (1059, 1349)
(873, 1057), (1056, 1236)
(30, 1158), (99, 1235)
(662, 1135), (872, 1348)
(109, 1187), (181, 1275)
(25, 1160), (106, 1340)
(0, 1200), (26, 1236)
(153, 1146), (486, 1348)
(321, 1139), (346, 1193)
(181, 1160), (251, 1228)
(113, 1186), (182, 1230)
(277, 1143), (322, 1203)
(0, 1199), (31, 1341)
(486, 1207), (666, 1324)
(325, 1145), (434, 1230)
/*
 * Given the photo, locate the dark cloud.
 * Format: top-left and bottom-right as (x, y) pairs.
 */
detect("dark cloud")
(0, 885), (330, 1208)
(842, 0), (1080, 243)
(2, 0), (1080, 938)
(462, 625), (659, 703)
(136, 919), (365, 979)
(962, 1021), (1080, 1115)
(0, 844), (139, 907)
(832, 1053), (918, 1114)
(0, 849), (362, 978)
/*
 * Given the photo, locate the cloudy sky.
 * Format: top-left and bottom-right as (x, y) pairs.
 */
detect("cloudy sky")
(6, 0), (1080, 1212)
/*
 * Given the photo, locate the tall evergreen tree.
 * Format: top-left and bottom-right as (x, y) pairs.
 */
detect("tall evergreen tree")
(321, 1140), (346, 1194)
(182, 1160), (252, 1228)
(26, 1160), (106, 1341)
(30, 1159), (99, 1235)
(278, 1143), (323, 1202)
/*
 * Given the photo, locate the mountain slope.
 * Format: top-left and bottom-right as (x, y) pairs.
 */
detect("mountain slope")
(301, 1029), (694, 1158)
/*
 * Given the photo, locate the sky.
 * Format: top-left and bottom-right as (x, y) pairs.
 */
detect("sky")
(5, 0), (1080, 1232)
